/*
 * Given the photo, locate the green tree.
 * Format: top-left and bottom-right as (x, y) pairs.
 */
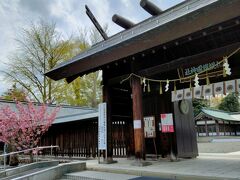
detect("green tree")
(3, 20), (71, 103)
(79, 72), (102, 107)
(53, 27), (104, 107)
(1, 84), (27, 101)
(218, 93), (240, 112)
(193, 99), (209, 116)
(54, 72), (101, 108)
(3, 20), (104, 107)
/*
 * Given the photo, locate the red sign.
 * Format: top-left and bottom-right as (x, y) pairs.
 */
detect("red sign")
(160, 113), (174, 133)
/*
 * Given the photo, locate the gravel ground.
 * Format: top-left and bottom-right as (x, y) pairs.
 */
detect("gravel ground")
(198, 136), (240, 153)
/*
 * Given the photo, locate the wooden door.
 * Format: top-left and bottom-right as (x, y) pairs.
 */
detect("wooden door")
(173, 100), (198, 158)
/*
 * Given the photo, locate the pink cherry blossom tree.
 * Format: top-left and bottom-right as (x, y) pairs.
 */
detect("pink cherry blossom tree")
(0, 101), (60, 163)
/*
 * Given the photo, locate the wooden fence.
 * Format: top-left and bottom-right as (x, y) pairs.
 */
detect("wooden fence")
(40, 118), (133, 158)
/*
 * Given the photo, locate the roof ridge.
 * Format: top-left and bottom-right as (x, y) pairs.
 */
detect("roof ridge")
(0, 99), (97, 111)
(202, 107), (229, 113)
(202, 107), (240, 114)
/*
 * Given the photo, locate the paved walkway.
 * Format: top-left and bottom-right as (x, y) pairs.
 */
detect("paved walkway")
(63, 171), (139, 180)
(85, 153), (240, 180)
(198, 141), (240, 153)
(2, 144), (240, 179)
(63, 171), (171, 180)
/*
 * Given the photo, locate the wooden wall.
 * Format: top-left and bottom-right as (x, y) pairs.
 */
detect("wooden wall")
(40, 120), (98, 157)
(40, 118), (133, 158)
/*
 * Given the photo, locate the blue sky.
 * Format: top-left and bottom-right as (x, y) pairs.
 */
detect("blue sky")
(0, 0), (184, 95)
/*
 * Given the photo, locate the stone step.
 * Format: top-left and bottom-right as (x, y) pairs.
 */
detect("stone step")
(1, 167), (49, 180)
(61, 176), (100, 180)
(61, 170), (139, 180)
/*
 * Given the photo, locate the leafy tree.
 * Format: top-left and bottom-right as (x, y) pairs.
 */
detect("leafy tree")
(69, 28), (103, 107)
(218, 93), (240, 112)
(192, 99), (209, 116)
(78, 72), (101, 107)
(3, 20), (71, 103)
(1, 84), (27, 101)
(54, 72), (101, 108)
(3, 20), (104, 107)
(53, 27), (104, 107)
(0, 101), (59, 163)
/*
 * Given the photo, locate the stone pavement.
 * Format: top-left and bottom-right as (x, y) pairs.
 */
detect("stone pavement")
(84, 153), (240, 180)
(63, 171), (139, 180)
(62, 171), (171, 180)
(198, 141), (240, 153)
(2, 149), (240, 179)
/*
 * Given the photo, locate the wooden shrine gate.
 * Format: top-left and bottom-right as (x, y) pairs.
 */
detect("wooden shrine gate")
(44, 0), (240, 162)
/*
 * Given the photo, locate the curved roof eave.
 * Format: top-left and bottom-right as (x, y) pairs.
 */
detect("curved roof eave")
(45, 0), (240, 81)
(201, 108), (240, 122)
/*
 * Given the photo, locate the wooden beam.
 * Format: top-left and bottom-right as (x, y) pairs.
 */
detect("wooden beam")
(139, 42), (240, 76)
(85, 5), (108, 40)
(131, 76), (145, 160)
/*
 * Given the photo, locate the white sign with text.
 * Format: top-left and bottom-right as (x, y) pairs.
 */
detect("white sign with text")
(144, 116), (156, 138)
(98, 103), (107, 150)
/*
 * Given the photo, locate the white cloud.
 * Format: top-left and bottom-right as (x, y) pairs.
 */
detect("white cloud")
(90, 0), (110, 23)
(0, 78), (10, 95)
(120, 0), (134, 8)
(50, 0), (81, 34)
(0, 1), (24, 95)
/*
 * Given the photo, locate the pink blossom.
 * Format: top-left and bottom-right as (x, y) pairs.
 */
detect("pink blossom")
(0, 100), (60, 151)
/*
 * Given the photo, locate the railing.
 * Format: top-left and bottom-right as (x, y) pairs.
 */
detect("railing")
(0, 145), (59, 170)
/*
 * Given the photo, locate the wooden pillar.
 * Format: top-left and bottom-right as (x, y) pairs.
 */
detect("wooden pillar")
(229, 122), (231, 135)
(215, 120), (219, 136)
(228, 121), (232, 136)
(205, 119), (209, 136)
(131, 76), (145, 160)
(102, 71), (113, 161)
(223, 121), (226, 136)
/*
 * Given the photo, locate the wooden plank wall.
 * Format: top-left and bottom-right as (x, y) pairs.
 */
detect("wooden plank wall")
(40, 118), (132, 158)
(40, 120), (98, 157)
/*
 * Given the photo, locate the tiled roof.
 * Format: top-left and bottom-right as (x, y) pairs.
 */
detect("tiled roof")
(0, 100), (98, 124)
(195, 108), (240, 122)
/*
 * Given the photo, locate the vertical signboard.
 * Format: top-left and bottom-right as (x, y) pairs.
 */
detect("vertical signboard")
(160, 113), (174, 133)
(144, 116), (156, 138)
(98, 103), (107, 150)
